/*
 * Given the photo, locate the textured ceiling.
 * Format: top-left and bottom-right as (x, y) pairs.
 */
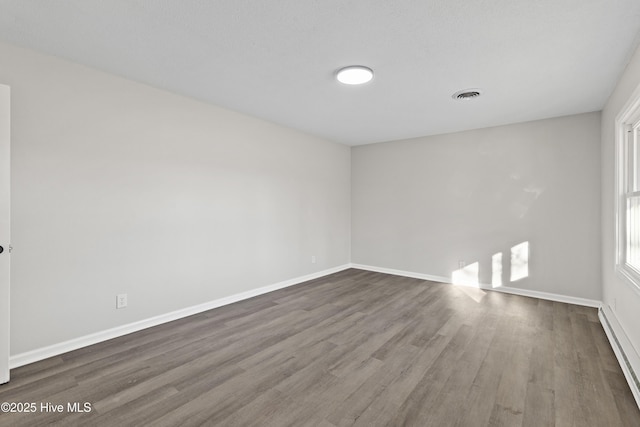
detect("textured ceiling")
(0, 1), (639, 145)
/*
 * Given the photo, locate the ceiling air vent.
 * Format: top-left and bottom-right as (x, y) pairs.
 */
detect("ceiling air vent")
(452, 89), (482, 100)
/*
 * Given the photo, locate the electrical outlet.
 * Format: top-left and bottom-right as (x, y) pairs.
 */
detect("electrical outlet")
(116, 293), (128, 309)
(458, 260), (466, 269)
(311, 255), (316, 264)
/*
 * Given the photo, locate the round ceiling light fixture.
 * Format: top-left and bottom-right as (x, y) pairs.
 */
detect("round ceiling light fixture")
(452, 88), (482, 100)
(336, 66), (374, 85)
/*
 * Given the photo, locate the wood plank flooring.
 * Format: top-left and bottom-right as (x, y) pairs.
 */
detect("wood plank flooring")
(0, 269), (638, 426)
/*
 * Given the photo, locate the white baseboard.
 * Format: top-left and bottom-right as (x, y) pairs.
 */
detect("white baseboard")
(599, 305), (640, 409)
(10, 264), (351, 369)
(9, 262), (603, 369)
(350, 263), (602, 308)
(350, 263), (451, 283)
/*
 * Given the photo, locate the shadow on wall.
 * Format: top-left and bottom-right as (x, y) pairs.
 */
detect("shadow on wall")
(451, 241), (529, 288)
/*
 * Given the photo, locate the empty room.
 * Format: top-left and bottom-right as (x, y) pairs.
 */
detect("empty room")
(0, 1), (640, 426)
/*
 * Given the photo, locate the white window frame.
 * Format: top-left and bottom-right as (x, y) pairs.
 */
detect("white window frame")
(615, 82), (640, 294)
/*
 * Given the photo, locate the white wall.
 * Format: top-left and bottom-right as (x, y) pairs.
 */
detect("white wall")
(352, 112), (602, 300)
(0, 42), (351, 355)
(0, 36), (619, 361)
(602, 43), (640, 363)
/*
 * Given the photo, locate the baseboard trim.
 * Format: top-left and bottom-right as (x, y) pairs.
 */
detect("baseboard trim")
(350, 263), (602, 308)
(10, 264), (351, 369)
(350, 263), (451, 284)
(599, 305), (640, 409)
(9, 262), (603, 369)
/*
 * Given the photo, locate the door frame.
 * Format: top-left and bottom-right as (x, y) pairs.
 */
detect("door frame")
(0, 84), (10, 384)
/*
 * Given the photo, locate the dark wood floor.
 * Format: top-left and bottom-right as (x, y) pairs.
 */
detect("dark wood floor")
(0, 269), (638, 426)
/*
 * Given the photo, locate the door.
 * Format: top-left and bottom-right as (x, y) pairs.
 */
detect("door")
(0, 84), (9, 384)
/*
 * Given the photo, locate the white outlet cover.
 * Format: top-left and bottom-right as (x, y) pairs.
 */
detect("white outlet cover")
(116, 293), (128, 309)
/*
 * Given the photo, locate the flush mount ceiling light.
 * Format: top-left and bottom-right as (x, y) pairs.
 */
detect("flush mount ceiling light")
(452, 88), (483, 100)
(336, 66), (374, 85)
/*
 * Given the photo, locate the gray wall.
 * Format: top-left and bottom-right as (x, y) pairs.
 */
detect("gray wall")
(352, 112), (602, 300)
(601, 42), (640, 357)
(0, 42), (351, 355)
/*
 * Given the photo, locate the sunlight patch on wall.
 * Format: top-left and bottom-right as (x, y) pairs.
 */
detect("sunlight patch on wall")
(510, 241), (529, 282)
(492, 252), (503, 288)
(452, 262), (480, 287)
(452, 241), (529, 290)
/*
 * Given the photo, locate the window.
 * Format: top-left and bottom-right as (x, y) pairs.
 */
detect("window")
(616, 85), (640, 292)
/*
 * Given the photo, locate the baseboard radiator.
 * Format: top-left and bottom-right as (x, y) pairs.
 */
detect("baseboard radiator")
(599, 306), (640, 409)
